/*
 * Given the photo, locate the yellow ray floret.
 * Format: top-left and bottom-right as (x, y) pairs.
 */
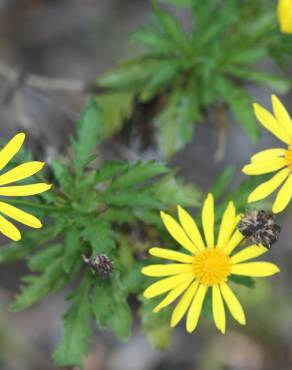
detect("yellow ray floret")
(142, 194), (280, 334)
(0, 133), (51, 241)
(242, 95), (292, 213)
(212, 285), (225, 334)
(278, 0), (292, 34)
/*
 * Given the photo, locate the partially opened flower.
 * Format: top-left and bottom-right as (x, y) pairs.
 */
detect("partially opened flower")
(277, 0), (292, 34)
(0, 133), (51, 241)
(242, 95), (292, 213)
(142, 194), (279, 334)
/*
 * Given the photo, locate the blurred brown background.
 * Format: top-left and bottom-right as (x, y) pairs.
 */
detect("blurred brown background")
(0, 1), (292, 369)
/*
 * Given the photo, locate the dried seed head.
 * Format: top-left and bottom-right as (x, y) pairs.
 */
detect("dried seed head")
(237, 210), (281, 249)
(82, 254), (113, 277)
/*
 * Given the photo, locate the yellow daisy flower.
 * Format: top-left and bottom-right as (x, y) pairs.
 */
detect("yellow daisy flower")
(277, 0), (292, 34)
(0, 133), (52, 241)
(141, 194), (279, 334)
(242, 95), (292, 213)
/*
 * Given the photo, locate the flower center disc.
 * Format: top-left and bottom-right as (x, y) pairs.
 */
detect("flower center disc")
(193, 248), (231, 287)
(285, 147), (292, 170)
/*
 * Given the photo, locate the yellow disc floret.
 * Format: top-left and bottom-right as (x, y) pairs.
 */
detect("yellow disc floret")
(193, 247), (231, 287)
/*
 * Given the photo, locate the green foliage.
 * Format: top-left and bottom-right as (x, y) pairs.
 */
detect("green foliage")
(0, 1), (288, 367)
(2, 98), (200, 368)
(53, 276), (92, 368)
(229, 275), (256, 289)
(209, 165), (236, 200)
(92, 272), (132, 341)
(139, 296), (173, 350)
(98, 0), (292, 157)
(72, 97), (104, 178)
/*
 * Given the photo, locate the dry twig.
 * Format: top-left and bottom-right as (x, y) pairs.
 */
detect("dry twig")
(0, 61), (106, 95)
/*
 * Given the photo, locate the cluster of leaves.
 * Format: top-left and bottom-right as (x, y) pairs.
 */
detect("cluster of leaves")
(1, 1), (289, 368)
(97, 0), (292, 157)
(0, 98), (201, 367)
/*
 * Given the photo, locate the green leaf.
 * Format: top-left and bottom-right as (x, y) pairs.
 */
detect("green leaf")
(107, 292), (132, 340)
(140, 296), (172, 350)
(103, 208), (135, 224)
(121, 263), (147, 294)
(63, 228), (81, 274)
(155, 87), (200, 157)
(135, 208), (162, 228)
(229, 275), (255, 289)
(72, 98), (104, 177)
(92, 275), (132, 341)
(81, 217), (115, 255)
(248, 71), (291, 94)
(202, 289), (213, 321)
(51, 160), (73, 195)
(226, 47), (267, 65)
(140, 61), (180, 101)
(99, 59), (158, 90)
(192, 0), (218, 31)
(209, 165), (235, 199)
(151, 173), (201, 208)
(227, 67), (291, 93)
(131, 26), (174, 54)
(97, 91), (135, 137)
(215, 77), (260, 141)
(159, 0), (194, 6)
(53, 277), (92, 368)
(151, 0), (190, 52)
(11, 257), (65, 311)
(103, 190), (163, 209)
(29, 244), (62, 272)
(0, 226), (57, 263)
(95, 161), (129, 183)
(109, 161), (168, 190)
(193, 1), (238, 47)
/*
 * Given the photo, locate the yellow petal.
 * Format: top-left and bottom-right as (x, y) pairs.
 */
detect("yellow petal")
(251, 148), (287, 163)
(242, 158), (286, 175)
(231, 244), (267, 264)
(177, 206), (205, 251)
(224, 230), (244, 255)
(170, 280), (199, 327)
(272, 174), (292, 213)
(231, 262), (280, 277)
(220, 283), (246, 325)
(248, 168), (290, 203)
(217, 201), (236, 249)
(0, 183), (52, 196)
(272, 95), (292, 141)
(149, 247), (194, 263)
(278, 0), (292, 34)
(232, 214), (242, 230)
(0, 201), (42, 228)
(160, 211), (197, 254)
(253, 102), (290, 144)
(143, 272), (194, 299)
(186, 284), (207, 333)
(0, 133), (25, 171)
(153, 276), (194, 313)
(202, 193), (214, 247)
(0, 214), (21, 241)
(0, 162), (45, 186)
(212, 285), (226, 334)
(141, 263), (194, 277)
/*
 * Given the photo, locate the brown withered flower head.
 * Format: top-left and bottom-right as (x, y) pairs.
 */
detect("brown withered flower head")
(238, 210), (281, 249)
(82, 254), (113, 276)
